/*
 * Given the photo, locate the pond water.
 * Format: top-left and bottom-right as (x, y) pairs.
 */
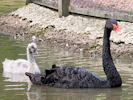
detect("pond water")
(0, 34), (133, 100)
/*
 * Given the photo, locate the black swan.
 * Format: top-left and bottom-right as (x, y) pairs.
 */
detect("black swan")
(25, 19), (122, 88)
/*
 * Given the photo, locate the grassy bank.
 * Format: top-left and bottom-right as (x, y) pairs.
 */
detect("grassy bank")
(0, 0), (25, 15)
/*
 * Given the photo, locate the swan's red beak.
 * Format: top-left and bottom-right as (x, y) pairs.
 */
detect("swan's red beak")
(112, 24), (119, 32)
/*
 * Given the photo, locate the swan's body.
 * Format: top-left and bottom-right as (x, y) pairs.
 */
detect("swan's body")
(3, 42), (40, 74)
(3, 59), (30, 73)
(26, 19), (122, 88)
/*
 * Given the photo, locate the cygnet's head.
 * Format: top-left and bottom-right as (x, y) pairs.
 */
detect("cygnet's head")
(32, 36), (36, 43)
(27, 42), (37, 55)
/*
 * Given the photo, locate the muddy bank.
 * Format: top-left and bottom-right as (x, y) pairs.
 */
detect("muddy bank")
(0, 3), (133, 59)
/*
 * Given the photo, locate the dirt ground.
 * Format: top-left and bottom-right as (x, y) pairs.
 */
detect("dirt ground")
(0, 14), (133, 60)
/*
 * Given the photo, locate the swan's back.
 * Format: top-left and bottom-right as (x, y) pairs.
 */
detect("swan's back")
(42, 65), (106, 88)
(3, 59), (31, 74)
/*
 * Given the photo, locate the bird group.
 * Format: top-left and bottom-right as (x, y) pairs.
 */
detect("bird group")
(3, 19), (122, 89)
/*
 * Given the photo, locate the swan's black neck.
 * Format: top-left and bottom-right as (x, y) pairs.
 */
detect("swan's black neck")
(102, 28), (112, 63)
(102, 27), (122, 87)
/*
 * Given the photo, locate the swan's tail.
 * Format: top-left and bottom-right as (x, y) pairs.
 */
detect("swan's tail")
(25, 72), (43, 85)
(2, 58), (11, 64)
(2, 59), (14, 73)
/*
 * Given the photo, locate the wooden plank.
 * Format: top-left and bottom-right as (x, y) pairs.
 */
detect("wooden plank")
(30, 1), (133, 22)
(31, 0), (58, 10)
(70, 6), (133, 22)
(58, 0), (70, 17)
(26, 0), (32, 5)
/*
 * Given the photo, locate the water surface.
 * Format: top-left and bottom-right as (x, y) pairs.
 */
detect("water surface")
(0, 34), (133, 100)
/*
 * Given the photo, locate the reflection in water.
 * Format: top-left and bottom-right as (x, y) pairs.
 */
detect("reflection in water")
(1, 35), (133, 100)
(3, 73), (27, 82)
(26, 85), (122, 100)
(3, 72), (32, 91)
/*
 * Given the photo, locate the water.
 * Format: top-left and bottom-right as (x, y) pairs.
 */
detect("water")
(0, 34), (133, 100)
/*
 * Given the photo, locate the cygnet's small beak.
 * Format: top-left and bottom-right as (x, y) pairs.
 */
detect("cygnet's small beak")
(35, 49), (38, 55)
(32, 49), (38, 55)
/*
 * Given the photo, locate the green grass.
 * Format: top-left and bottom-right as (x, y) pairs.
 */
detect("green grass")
(0, 0), (25, 15)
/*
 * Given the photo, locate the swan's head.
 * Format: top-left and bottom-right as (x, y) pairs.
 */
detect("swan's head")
(27, 42), (38, 55)
(105, 19), (119, 32)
